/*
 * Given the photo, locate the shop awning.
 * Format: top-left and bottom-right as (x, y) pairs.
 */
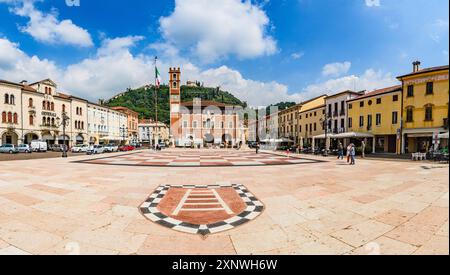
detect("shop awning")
(100, 136), (120, 141)
(334, 132), (375, 139)
(261, 138), (294, 143)
(438, 132), (449, 139)
(313, 133), (336, 139)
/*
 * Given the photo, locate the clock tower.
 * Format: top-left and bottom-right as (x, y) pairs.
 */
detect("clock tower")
(169, 67), (181, 145)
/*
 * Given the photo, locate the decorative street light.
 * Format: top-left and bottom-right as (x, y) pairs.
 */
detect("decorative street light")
(56, 112), (70, 158)
(320, 111), (332, 157)
(120, 125), (128, 145)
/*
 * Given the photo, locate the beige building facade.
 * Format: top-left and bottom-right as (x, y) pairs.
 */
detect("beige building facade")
(1, 79), (89, 146)
(1, 78), (134, 147)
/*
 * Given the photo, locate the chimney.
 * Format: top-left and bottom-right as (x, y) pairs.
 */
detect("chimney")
(20, 80), (28, 85)
(98, 99), (104, 105)
(413, 61), (421, 73)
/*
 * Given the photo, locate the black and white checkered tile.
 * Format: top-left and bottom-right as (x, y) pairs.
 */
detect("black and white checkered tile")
(139, 184), (264, 235)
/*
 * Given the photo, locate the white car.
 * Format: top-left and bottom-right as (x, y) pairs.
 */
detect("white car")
(104, 144), (119, 153)
(71, 144), (89, 153)
(30, 140), (47, 152)
(87, 145), (105, 155)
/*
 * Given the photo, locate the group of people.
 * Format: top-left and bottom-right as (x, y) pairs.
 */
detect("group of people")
(337, 142), (356, 165)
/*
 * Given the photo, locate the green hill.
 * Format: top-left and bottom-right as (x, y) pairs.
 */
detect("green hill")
(105, 85), (247, 124)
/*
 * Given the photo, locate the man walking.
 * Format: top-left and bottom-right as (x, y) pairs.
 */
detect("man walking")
(350, 144), (356, 165)
(337, 142), (344, 160)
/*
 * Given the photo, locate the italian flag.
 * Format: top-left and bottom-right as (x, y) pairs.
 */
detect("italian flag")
(155, 66), (161, 88)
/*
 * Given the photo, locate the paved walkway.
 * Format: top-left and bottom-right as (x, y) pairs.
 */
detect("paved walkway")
(0, 149), (448, 255)
(76, 150), (322, 167)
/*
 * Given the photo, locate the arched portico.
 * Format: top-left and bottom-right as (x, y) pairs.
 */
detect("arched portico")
(24, 132), (40, 145)
(1, 130), (20, 145)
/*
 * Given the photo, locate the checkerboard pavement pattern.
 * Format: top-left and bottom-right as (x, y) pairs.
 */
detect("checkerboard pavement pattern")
(76, 150), (323, 167)
(139, 184), (264, 235)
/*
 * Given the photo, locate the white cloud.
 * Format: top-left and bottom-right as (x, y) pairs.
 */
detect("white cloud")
(299, 69), (397, 101)
(429, 19), (449, 44)
(3, 0), (93, 47)
(365, 0), (380, 7)
(291, 52), (304, 60)
(181, 65), (300, 106)
(0, 37), (61, 81)
(156, 0), (277, 63)
(0, 35), (398, 108)
(322, 61), (351, 77)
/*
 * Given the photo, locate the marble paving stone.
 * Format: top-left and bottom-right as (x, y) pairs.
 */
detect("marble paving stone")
(0, 149), (447, 255)
(330, 220), (395, 248)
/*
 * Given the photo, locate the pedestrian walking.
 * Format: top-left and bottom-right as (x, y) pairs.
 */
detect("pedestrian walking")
(361, 140), (366, 159)
(350, 143), (356, 165)
(256, 143), (260, 154)
(337, 142), (344, 160)
(346, 144), (351, 163)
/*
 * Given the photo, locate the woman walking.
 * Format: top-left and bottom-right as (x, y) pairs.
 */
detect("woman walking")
(346, 144), (352, 163)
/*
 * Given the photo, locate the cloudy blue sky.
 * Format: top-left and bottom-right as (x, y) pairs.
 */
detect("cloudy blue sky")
(0, 0), (448, 106)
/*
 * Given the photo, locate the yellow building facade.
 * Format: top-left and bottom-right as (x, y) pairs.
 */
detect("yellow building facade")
(397, 63), (449, 153)
(347, 86), (403, 153)
(298, 104), (326, 148)
(277, 95), (327, 147)
(278, 104), (302, 142)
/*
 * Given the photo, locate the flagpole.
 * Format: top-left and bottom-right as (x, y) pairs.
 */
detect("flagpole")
(154, 56), (159, 150)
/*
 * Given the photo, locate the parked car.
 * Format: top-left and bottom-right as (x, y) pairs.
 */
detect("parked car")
(119, 145), (135, 152)
(17, 144), (32, 154)
(248, 141), (258, 149)
(71, 144), (89, 153)
(31, 140), (47, 152)
(104, 144), (119, 153)
(158, 142), (166, 149)
(50, 144), (68, 152)
(87, 145), (105, 155)
(0, 144), (19, 154)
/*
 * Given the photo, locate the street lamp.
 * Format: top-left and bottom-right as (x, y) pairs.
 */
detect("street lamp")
(320, 112), (332, 157)
(56, 112), (70, 158)
(120, 125), (128, 145)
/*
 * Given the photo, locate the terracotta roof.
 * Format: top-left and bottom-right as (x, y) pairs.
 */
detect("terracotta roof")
(0, 79), (38, 92)
(347, 85), (402, 102)
(298, 104), (326, 114)
(56, 92), (71, 99)
(139, 119), (167, 126)
(298, 94), (328, 105)
(180, 100), (238, 108)
(111, 106), (139, 115)
(326, 90), (361, 99)
(397, 65), (449, 79)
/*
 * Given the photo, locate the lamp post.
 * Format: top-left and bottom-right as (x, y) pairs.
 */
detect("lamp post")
(56, 112), (70, 158)
(320, 112), (331, 157)
(120, 125), (128, 145)
(154, 56), (159, 150)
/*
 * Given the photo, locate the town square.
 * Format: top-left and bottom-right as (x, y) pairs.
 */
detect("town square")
(0, 0), (449, 259)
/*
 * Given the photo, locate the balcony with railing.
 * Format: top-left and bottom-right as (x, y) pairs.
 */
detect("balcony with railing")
(333, 111), (339, 117)
(40, 124), (58, 130)
(340, 109), (346, 116)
